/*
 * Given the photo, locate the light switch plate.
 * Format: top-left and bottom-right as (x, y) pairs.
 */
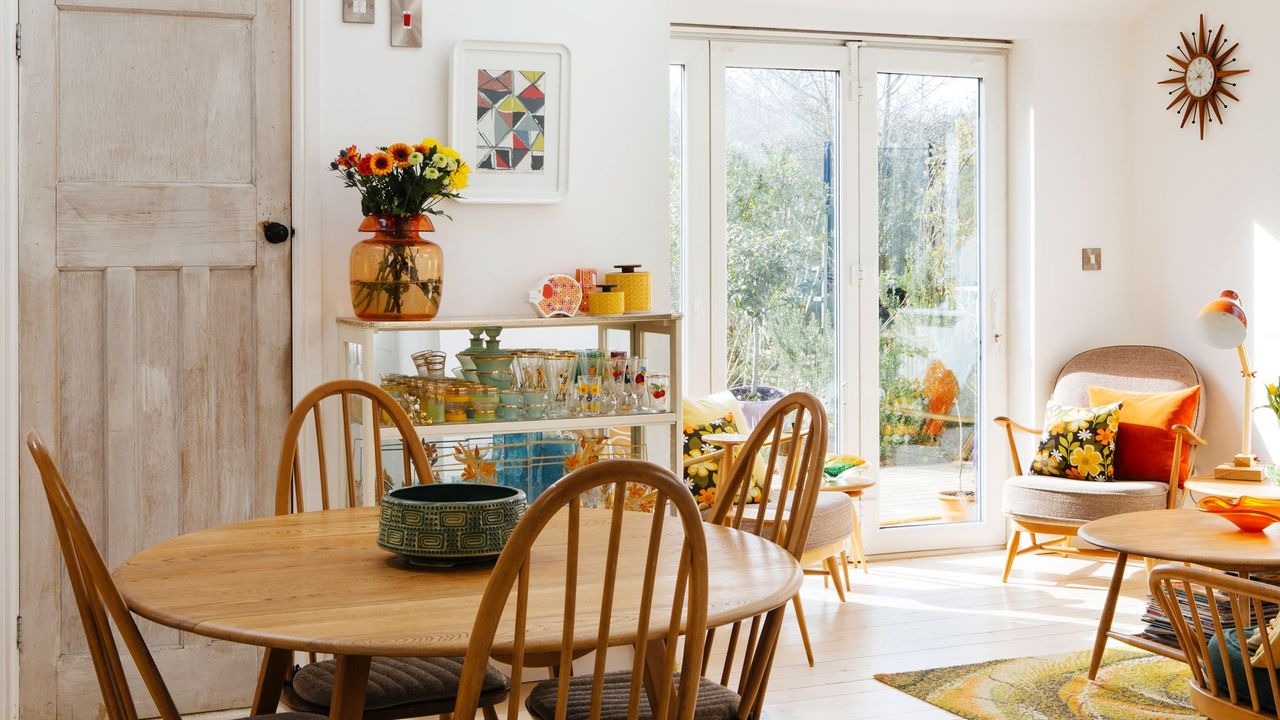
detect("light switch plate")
(390, 0), (423, 48)
(343, 0), (374, 23)
(1081, 247), (1102, 271)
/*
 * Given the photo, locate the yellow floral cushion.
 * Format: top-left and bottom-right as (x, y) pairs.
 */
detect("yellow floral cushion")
(1030, 401), (1122, 482)
(683, 413), (762, 510)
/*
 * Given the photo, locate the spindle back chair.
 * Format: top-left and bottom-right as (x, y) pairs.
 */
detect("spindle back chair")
(702, 392), (828, 713)
(273, 379), (434, 515)
(1150, 565), (1280, 719)
(453, 459), (709, 720)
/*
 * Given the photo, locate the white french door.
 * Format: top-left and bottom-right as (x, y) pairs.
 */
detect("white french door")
(855, 46), (1008, 554)
(672, 36), (1008, 554)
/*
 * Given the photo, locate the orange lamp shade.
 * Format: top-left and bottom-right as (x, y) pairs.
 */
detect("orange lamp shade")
(1196, 289), (1248, 349)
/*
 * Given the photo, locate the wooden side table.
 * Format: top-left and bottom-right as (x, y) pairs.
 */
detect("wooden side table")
(1078, 509), (1280, 681)
(1185, 477), (1280, 501)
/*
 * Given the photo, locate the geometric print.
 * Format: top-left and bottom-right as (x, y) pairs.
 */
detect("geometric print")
(476, 69), (546, 173)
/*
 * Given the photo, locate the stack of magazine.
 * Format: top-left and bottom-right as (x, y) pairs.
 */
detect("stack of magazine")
(1141, 574), (1280, 648)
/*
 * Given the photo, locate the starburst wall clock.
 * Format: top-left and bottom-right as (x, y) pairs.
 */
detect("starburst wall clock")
(1159, 14), (1249, 140)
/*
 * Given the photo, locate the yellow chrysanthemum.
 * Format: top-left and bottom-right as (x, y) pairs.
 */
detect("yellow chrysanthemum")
(419, 137), (441, 152)
(387, 143), (413, 167)
(440, 145), (461, 160)
(369, 152), (394, 175)
(450, 164), (470, 190)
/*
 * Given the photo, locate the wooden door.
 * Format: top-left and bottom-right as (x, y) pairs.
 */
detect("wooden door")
(17, 1), (292, 716)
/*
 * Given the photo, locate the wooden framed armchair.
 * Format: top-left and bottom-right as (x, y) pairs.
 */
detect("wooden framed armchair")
(995, 346), (1207, 583)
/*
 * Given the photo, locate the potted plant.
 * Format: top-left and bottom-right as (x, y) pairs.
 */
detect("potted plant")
(331, 138), (470, 321)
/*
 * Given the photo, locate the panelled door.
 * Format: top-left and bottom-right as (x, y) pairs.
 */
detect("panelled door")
(17, 1), (293, 716)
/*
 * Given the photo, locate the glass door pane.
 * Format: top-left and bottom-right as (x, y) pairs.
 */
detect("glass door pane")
(875, 72), (982, 528)
(722, 65), (840, 438)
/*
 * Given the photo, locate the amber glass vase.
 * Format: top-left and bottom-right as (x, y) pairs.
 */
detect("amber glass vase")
(349, 214), (443, 321)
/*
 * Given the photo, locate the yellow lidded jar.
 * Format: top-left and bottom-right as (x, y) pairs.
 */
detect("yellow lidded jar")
(587, 284), (626, 315)
(604, 264), (651, 313)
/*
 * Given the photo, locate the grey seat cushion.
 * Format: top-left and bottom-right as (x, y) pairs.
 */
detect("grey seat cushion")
(526, 670), (740, 720)
(733, 492), (852, 550)
(292, 656), (508, 710)
(1003, 474), (1169, 526)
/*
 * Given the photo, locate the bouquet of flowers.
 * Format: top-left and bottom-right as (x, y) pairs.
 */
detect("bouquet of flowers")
(1265, 379), (1280, 424)
(330, 138), (469, 218)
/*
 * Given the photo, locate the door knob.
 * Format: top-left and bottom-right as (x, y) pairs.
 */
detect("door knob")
(262, 221), (291, 244)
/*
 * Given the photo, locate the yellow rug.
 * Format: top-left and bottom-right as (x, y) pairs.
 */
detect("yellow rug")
(875, 649), (1199, 719)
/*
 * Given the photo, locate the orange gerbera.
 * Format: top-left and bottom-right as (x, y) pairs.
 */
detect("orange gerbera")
(336, 145), (359, 168)
(387, 143), (413, 167)
(369, 152), (394, 175)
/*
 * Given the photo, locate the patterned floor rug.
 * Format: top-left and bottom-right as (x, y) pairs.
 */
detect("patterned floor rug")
(875, 648), (1199, 719)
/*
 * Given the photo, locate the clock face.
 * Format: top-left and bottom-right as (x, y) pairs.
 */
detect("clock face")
(1185, 56), (1216, 97)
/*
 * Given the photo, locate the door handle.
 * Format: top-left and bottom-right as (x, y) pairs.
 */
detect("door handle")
(262, 221), (292, 244)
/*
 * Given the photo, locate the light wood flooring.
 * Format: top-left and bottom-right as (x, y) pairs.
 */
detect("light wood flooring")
(192, 548), (1154, 719)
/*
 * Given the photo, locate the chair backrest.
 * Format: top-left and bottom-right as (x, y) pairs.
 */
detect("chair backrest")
(27, 432), (183, 720)
(274, 379), (434, 515)
(1052, 346), (1204, 432)
(1150, 565), (1280, 719)
(708, 392), (829, 560)
(453, 459), (709, 720)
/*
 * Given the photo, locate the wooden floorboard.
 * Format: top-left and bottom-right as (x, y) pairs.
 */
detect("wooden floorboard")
(187, 548), (1153, 719)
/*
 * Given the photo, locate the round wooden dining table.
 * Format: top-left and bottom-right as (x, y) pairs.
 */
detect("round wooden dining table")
(114, 505), (803, 719)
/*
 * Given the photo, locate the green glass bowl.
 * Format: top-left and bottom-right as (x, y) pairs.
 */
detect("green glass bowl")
(377, 483), (527, 566)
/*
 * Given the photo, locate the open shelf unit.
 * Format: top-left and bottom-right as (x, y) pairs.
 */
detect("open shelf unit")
(337, 312), (683, 503)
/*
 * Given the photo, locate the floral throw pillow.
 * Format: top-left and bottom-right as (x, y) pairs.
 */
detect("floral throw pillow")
(1030, 401), (1122, 482)
(684, 413), (760, 510)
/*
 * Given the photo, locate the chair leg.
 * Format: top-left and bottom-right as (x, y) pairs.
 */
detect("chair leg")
(840, 549), (852, 589)
(850, 503), (869, 574)
(824, 556), (847, 602)
(1144, 556), (1156, 575)
(1002, 530), (1021, 583)
(482, 708), (499, 720)
(790, 594), (815, 667)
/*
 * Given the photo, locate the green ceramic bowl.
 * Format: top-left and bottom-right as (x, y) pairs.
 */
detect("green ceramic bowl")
(377, 483), (526, 566)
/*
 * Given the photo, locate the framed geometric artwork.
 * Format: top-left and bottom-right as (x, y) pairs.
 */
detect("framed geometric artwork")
(449, 40), (571, 204)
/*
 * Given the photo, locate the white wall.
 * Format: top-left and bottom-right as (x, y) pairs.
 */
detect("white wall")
(1127, 0), (1280, 467)
(672, 0), (1137, 424)
(300, 1), (672, 387)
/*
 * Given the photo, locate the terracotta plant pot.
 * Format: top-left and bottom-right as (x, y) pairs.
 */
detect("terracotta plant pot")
(937, 489), (976, 522)
(349, 214), (443, 321)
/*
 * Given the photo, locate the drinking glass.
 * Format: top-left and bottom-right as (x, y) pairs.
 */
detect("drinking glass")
(647, 373), (670, 413)
(577, 352), (605, 416)
(622, 356), (645, 413)
(546, 353), (577, 418)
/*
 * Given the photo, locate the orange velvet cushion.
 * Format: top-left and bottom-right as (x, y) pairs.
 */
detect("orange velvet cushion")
(1086, 385), (1202, 483)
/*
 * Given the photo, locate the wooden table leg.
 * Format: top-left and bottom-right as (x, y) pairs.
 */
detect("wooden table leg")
(251, 647), (293, 715)
(329, 654), (372, 720)
(1088, 551), (1128, 681)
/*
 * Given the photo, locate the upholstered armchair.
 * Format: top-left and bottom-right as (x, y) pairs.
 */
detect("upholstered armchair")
(995, 346), (1206, 582)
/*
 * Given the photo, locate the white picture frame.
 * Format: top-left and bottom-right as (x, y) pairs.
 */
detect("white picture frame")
(449, 40), (570, 204)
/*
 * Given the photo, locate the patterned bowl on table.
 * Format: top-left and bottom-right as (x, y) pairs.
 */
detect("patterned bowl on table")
(378, 483), (527, 566)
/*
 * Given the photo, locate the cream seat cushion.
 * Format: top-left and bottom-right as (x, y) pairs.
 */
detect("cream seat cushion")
(724, 491), (852, 551)
(1003, 474), (1168, 527)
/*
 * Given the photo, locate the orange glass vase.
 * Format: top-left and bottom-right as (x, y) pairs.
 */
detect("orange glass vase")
(349, 214), (443, 321)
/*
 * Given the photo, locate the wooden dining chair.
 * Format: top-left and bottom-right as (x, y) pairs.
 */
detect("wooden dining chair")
(26, 431), (328, 720)
(270, 380), (508, 720)
(274, 378), (435, 515)
(1150, 565), (1280, 719)
(453, 459), (715, 720)
(706, 392), (828, 676)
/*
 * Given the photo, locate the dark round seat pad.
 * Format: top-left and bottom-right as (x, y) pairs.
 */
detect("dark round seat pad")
(292, 655), (509, 710)
(526, 670), (741, 720)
